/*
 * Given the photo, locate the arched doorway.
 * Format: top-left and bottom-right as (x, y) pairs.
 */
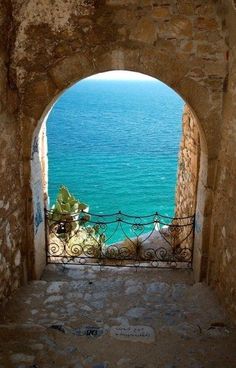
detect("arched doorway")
(28, 66), (208, 281)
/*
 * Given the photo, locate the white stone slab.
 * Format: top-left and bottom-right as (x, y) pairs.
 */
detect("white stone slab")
(110, 325), (155, 343)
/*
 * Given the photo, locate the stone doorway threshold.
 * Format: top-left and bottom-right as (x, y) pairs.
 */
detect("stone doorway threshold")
(0, 265), (236, 368)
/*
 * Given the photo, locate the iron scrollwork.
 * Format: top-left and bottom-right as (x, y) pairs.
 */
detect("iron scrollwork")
(45, 209), (195, 269)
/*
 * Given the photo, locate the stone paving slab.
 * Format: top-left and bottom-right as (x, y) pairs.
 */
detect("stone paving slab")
(0, 265), (236, 368)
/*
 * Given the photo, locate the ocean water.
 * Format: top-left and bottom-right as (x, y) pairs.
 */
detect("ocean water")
(47, 79), (184, 223)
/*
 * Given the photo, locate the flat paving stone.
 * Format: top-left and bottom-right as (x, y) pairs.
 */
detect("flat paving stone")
(125, 307), (146, 318)
(0, 265), (236, 368)
(110, 325), (155, 343)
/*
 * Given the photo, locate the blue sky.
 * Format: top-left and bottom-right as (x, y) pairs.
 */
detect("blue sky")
(87, 70), (157, 81)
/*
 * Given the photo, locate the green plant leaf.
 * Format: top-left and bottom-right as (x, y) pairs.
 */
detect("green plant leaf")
(60, 186), (71, 202)
(79, 202), (88, 211)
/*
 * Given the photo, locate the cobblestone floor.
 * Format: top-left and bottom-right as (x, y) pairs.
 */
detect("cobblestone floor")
(0, 265), (236, 368)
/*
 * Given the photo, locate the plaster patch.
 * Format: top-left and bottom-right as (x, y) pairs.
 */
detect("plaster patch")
(5, 223), (12, 249)
(14, 250), (21, 266)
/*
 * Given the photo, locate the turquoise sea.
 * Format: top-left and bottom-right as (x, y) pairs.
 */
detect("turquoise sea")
(47, 78), (184, 221)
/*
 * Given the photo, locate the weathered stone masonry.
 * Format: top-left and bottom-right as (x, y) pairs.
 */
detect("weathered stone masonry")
(0, 1), (25, 304)
(0, 0), (236, 322)
(174, 105), (200, 254)
(175, 105), (200, 219)
(207, 2), (236, 320)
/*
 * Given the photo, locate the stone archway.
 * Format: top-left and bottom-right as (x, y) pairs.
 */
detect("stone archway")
(13, 1), (226, 285)
(28, 64), (208, 282)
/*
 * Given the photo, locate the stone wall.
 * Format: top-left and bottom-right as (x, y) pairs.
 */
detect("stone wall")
(175, 105), (200, 219)
(207, 1), (236, 322)
(11, 0), (227, 286)
(0, 1), (26, 303)
(1, 0), (236, 322)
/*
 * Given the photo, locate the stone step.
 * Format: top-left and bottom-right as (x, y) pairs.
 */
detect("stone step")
(1, 265), (235, 368)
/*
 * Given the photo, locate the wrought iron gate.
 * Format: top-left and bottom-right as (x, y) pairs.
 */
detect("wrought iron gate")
(45, 210), (195, 269)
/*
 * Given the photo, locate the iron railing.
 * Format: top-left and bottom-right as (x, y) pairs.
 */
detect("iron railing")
(45, 210), (195, 269)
